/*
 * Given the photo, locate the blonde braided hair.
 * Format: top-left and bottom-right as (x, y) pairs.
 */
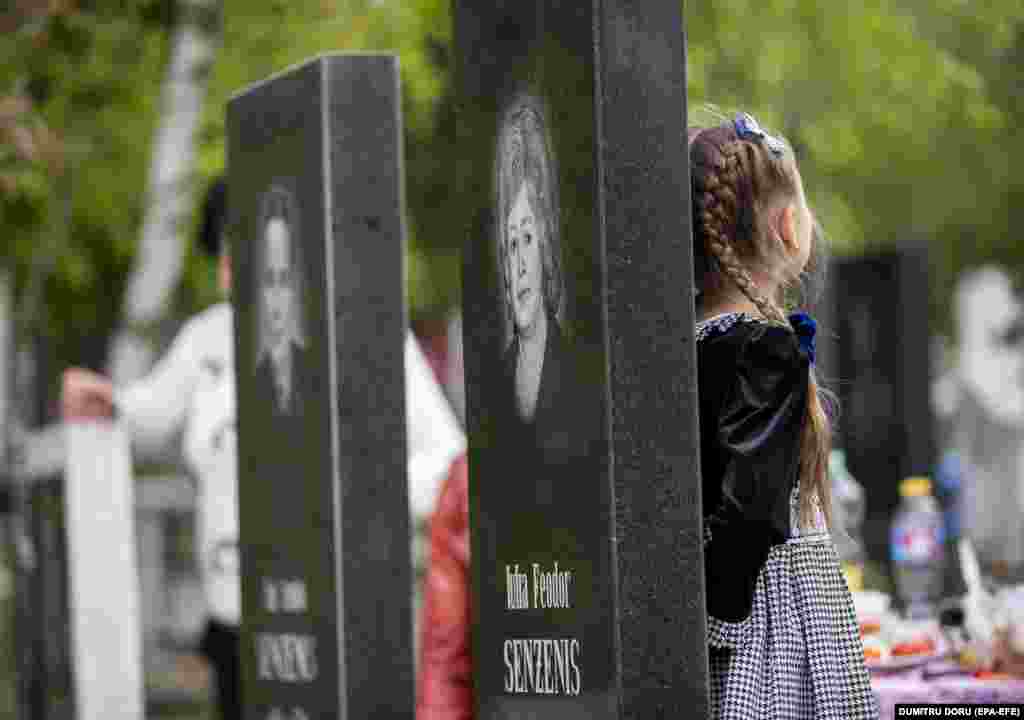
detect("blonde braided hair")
(695, 140), (788, 323)
(692, 126), (834, 530)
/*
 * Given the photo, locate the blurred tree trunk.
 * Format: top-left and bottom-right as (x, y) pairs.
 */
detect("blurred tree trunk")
(107, 0), (222, 384)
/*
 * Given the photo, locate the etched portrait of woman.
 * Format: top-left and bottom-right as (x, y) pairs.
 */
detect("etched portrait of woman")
(486, 92), (603, 526)
(480, 93), (612, 720)
(495, 95), (570, 429)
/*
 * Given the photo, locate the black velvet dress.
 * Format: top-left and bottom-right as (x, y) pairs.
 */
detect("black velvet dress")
(697, 312), (877, 719)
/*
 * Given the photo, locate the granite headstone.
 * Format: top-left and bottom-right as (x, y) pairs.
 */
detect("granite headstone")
(456, 2), (706, 717)
(7, 335), (81, 720)
(228, 54), (412, 720)
(833, 247), (935, 580)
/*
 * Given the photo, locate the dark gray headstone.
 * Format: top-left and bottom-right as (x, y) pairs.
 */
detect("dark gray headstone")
(833, 247), (935, 579)
(23, 474), (73, 720)
(456, 2), (706, 717)
(228, 54), (412, 720)
(8, 337), (80, 720)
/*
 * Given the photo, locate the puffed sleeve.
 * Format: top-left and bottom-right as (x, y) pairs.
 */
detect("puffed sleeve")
(703, 323), (809, 622)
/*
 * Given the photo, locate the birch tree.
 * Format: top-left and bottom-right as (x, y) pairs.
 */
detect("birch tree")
(107, 0), (222, 384)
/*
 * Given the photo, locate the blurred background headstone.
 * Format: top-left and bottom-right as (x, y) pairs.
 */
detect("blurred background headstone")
(833, 247), (936, 586)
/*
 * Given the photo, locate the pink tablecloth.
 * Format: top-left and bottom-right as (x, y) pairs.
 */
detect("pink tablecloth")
(873, 667), (1024, 719)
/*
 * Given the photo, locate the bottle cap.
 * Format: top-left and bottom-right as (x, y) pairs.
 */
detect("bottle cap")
(900, 476), (932, 497)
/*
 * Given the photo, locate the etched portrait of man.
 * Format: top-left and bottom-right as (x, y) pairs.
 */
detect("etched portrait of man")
(254, 185), (309, 417)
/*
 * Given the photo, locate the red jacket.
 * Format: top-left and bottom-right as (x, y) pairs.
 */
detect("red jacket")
(417, 453), (473, 720)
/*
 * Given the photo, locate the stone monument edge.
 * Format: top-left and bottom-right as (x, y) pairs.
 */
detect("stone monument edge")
(595, 0), (709, 714)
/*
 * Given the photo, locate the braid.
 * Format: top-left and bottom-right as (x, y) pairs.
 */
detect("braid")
(694, 142), (787, 325)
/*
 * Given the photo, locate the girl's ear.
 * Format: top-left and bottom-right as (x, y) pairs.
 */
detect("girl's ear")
(775, 203), (800, 255)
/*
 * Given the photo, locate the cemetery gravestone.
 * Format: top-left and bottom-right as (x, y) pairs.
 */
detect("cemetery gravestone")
(456, 2), (707, 717)
(22, 468), (73, 720)
(833, 248), (935, 580)
(10, 421), (144, 720)
(7, 330), (96, 720)
(228, 54), (412, 720)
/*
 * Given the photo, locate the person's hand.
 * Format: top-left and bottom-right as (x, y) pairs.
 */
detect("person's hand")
(61, 368), (115, 421)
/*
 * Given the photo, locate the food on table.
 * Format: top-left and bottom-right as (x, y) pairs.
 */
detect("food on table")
(860, 619), (882, 636)
(891, 637), (936, 656)
(862, 634), (890, 664)
(853, 590), (891, 619)
(959, 647), (977, 665)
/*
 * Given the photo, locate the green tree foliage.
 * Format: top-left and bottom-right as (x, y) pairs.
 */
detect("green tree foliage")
(0, 0), (457, 385)
(1, 1), (177, 373)
(2, 0), (1022, 382)
(195, 0), (459, 318)
(686, 1), (1024, 331)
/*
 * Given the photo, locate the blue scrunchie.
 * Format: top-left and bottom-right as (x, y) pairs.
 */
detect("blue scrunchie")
(788, 312), (817, 365)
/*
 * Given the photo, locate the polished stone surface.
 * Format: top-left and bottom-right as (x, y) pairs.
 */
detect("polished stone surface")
(229, 53), (412, 720)
(833, 248), (935, 582)
(456, 2), (706, 716)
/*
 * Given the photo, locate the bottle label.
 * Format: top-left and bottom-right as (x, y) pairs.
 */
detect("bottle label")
(841, 562), (864, 593)
(891, 520), (945, 565)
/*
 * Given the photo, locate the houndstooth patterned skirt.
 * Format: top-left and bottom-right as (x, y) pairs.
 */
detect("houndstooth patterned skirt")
(706, 534), (878, 719)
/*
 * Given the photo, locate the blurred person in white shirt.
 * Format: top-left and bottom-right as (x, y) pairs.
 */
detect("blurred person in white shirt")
(63, 177), (243, 719)
(62, 177), (465, 718)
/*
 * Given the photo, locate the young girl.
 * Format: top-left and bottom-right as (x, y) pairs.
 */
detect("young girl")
(690, 114), (877, 718)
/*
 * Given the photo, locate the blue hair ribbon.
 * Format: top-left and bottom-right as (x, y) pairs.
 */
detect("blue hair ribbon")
(734, 112), (786, 157)
(788, 312), (817, 365)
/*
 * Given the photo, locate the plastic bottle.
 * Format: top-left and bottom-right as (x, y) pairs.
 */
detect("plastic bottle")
(934, 449), (963, 542)
(830, 450), (866, 592)
(891, 476), (946, 618)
